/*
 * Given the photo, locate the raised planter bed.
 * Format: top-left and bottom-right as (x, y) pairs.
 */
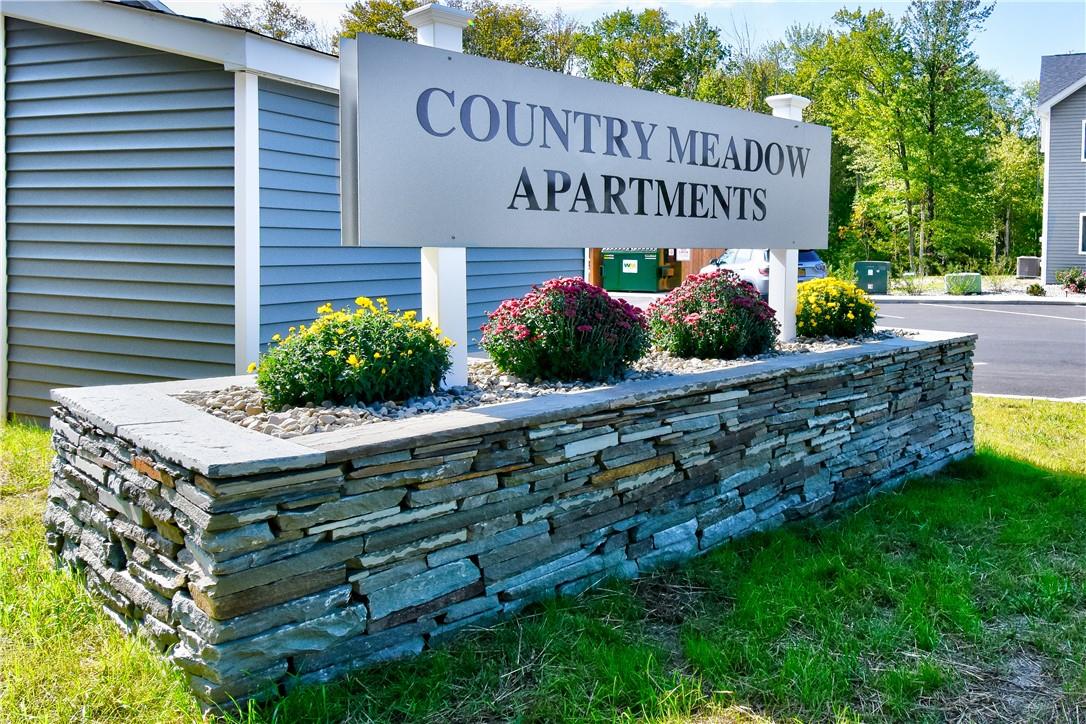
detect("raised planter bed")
(44, 330), (975, 710)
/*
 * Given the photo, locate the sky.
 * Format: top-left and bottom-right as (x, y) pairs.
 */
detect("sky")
(166, 0), (1085, 86)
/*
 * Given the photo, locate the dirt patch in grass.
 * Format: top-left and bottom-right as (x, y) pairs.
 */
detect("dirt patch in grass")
(681, 703), (778, 723)
(933, 644), (1079, 722)
(630, 575), (710, 674)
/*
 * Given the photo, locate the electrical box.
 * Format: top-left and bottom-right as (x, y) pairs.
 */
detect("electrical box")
(854, 261), (891, 295)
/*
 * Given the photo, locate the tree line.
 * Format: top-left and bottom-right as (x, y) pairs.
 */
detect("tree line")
(222, 0), (1042, 275)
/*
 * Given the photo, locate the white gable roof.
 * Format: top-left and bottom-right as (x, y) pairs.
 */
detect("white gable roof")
(0, 0), (339, 91)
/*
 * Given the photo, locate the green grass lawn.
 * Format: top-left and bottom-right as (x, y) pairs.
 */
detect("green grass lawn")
(2, 396), (1084, 723)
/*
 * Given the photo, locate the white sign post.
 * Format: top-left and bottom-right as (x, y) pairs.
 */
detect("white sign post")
(765, 94), (812, 342)
(405, 3), (473, 387)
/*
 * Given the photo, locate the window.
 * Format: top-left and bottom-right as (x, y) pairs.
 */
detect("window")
(1082, 119), (1086, 162)
(1080, 213), (1086, 254)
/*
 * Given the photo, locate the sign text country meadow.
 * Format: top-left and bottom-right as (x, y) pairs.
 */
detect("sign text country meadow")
(416, 88), (813, 221)
(349, 34), (832, 249)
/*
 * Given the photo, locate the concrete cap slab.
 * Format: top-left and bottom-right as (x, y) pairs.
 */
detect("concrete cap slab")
(52, 376), (324, 478)
(50, 330), (974, 478)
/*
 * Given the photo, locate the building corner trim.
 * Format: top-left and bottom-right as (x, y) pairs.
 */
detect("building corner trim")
(0, 14), (8, 420)
(234, 71), (261, 373)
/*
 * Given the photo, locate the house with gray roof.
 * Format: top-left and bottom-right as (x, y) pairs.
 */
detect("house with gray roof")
(1038, 52), (1086, 284)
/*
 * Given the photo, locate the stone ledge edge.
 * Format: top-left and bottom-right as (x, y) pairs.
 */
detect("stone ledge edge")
(51, 329), (975, 479)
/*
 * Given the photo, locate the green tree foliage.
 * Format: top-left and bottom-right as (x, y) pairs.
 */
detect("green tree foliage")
(463, 1), (544, 66)
(221, 0), (331, 51)
(695, 23), (796, 112)
(902, 0), (996, 271)
(576, 9), (726, 96)
(987, 79), (1043, 260)
(340, 0), (419, 44)
(796, 10), (918, 269)
(340, 0), (580, 73)
(539, 10), (580, 75)
(794, 1), (1034, 274)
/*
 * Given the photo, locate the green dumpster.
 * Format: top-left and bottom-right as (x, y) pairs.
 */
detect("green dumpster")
(854, 261), (891, 295)
(602, 249), (660, 292)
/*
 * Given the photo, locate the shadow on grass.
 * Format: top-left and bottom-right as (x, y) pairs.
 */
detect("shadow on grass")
(226, 450), (1085, 723)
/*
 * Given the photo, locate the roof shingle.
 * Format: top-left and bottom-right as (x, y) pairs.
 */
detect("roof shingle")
(1040, 53), (1086, 106)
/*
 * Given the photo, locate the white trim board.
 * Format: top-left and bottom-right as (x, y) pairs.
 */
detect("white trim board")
(234, 71), (261, 373)
(0, 13), (7, 419)
(0, 0), (338, 92)
(1040, 108), (1052, 282)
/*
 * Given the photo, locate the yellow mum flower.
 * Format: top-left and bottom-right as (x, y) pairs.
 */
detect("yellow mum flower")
(403, 310), (417, 320)
(373, 351), (382, 359)
(355, 296), (371, 307)
(247, 362), (257, 373)
(271, 333), (281, 342)
(377, 297), (388, 309)
(346, 353), (361, 368)
(317, 303), (333, 315)
(327, 349), (339, 357)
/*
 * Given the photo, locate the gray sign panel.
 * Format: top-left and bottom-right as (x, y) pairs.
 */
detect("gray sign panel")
(350, 34), (831, 249)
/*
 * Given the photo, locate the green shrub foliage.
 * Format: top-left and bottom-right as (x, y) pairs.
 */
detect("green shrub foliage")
(1026, 282), (1046, 296)
(254, 297), (452, 409)
(647, 270), (778, 359)
(480, 277), (648, 381)
(796, 278), (878, 338)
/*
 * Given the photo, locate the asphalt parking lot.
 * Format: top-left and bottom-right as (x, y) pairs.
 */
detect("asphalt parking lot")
(877, 302), (1086, 399)
(615, 292), (1086, 400)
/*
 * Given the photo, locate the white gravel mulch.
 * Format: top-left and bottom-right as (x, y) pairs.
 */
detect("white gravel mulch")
(175, 331), (904, 439)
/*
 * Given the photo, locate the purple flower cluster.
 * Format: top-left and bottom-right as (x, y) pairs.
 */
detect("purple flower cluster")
(648, 269), (778, 359)
(1056, 267), (1085, 295)
(481, 277), (649, 381)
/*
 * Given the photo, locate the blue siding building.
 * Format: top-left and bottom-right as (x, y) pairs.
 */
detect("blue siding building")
(0, 1), (584, 420)
(1038, 54), (1086, 284)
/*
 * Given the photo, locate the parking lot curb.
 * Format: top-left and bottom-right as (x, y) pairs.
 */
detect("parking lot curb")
(974, 392), (1086, 404)
(872, 295), (1086, 306)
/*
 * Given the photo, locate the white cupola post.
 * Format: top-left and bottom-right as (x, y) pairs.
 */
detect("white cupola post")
(405, 3), (474, 387)
(765, 93), (812, 342)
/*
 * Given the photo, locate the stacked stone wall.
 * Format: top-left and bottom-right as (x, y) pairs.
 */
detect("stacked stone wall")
(44, 334), (974, 709)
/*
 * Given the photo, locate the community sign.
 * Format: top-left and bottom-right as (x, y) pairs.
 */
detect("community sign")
(344, 33), (831, 249)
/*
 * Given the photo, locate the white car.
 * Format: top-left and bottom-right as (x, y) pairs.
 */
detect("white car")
(699, 249), (827, 297)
